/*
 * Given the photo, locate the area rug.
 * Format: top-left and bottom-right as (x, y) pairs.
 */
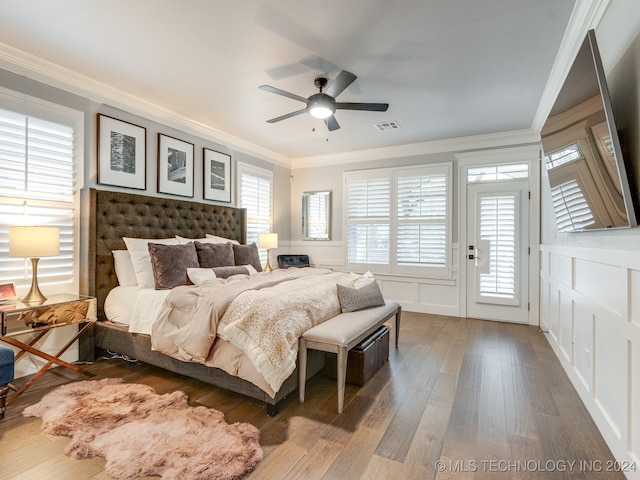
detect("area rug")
(23, 378), (263, 480)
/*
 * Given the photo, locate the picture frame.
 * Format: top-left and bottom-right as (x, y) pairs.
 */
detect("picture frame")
(97, 114), (147, 190)
(157, 134), (194, 198)
(203, 148), (232, 202)
(0, 282), (17, 303)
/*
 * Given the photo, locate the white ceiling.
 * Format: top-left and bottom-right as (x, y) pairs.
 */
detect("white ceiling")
(0, 0), (577, 163)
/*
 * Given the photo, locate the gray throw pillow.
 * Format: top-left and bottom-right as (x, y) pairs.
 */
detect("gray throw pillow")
(148, 242), (199, 289)
(336, 281), (385, 313)
(211, 266), (250, 279)
(232, 243), (263, 272)
(195, 241), (235, 268)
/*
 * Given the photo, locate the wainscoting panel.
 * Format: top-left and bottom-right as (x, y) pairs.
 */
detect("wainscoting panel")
(540, 244), (640, 477)
(285, 241), (460, 316)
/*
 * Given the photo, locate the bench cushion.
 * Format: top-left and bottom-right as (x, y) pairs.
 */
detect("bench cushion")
(0, 345), (14, 385)
(302, 300), (399, 347)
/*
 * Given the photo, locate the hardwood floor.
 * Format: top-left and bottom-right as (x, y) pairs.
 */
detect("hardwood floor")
(0, 312), (624, 479)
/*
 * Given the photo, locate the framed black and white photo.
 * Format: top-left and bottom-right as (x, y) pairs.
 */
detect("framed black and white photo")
(203, 148), (231, 202)
(158, 134), (194, 197)
(97, 114), (146, 190)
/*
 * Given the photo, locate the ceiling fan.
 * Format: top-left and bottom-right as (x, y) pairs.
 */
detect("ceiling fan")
(259, 70), (389, 131)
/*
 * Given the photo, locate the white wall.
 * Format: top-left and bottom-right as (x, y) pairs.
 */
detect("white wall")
(539, 0), (640, 474)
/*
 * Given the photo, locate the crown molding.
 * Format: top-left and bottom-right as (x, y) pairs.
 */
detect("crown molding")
(291, 128), (541, 169)
(531, 0), (610, 134)
(0, 41), (293, 168)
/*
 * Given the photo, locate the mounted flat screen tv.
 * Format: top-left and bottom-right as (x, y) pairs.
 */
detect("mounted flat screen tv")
(541, 29), (637, 232)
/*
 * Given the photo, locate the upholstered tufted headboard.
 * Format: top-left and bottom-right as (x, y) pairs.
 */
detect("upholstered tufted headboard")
(88, 188), (246, 318)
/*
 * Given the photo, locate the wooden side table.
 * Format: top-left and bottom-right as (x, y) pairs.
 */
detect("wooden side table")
(0, 294), (97, 405)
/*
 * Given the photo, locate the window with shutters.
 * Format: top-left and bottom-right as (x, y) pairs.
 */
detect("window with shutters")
(238, 162), (272, 263)
(544, 143), (597, 231)
(0, 90), (83, 295)
(345, 163), (452, 277)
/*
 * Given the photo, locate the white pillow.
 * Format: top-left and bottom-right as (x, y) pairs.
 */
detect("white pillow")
(123, 237), (180, 288)
(112, 250), (138, 286)
(242, 264), (258, 276)
(186, 268), (217, 286)
(175, 235), (205, 244)
(186, 264), (257, 286)
(205, 233), (240, 245)
(353, 270), (376, 289)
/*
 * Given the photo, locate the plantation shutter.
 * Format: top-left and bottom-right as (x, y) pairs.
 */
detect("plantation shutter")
(345, 163), (451, 277)
(478, 194), (517, 299)
(346, 173), (390, 266)
(396, 171), (447, 267)
(238, 163), (272, 263)
(551, 179), (595, 232)
(0, 102), (79, 293)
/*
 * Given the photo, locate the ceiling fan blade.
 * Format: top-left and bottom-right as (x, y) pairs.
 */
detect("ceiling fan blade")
(259, 85), (308, 103)
(266, 108), (307, 123)
(325, 70), (357, 98)
(324, 115), (340, 131)
(335, 102), (389, 112)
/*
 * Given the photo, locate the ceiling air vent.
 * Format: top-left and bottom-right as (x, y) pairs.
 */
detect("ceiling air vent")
(374, 121), (400, 132)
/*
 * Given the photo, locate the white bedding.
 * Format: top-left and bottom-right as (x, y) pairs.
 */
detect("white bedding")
(104, 286), (170, 333)
(103, 281), (277, 396)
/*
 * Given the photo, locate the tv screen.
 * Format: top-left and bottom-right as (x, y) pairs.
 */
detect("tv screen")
(541, 29), (637, 232)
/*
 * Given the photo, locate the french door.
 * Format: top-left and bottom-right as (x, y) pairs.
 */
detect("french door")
(466, 180), (529, 323)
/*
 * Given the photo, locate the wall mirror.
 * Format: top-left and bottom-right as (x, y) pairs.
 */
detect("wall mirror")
(302, 190), (331, 240)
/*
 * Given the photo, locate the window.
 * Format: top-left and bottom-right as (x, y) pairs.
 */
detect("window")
(345, 164), (452, 277)
(0, 91), (83, 295)
(551, 179), (595, 232)
(238, 163), (272, 263)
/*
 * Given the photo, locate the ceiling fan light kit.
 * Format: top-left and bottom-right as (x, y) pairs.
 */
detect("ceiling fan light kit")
(307, 94), (335, 119)
(260, 70), (388, 131)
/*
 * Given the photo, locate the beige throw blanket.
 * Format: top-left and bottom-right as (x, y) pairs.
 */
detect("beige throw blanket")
(151, 268), (359, 394)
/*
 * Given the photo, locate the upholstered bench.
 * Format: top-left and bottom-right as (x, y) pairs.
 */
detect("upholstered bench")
(0, 345), (14, 420)
(298, 300), (401, 413)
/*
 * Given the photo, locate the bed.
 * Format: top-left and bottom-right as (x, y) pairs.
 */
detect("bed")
(86, 188), (327, 415)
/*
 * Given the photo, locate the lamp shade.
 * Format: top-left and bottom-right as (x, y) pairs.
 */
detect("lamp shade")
(258, 233), (278, 249)
(9, 226), (60, 258)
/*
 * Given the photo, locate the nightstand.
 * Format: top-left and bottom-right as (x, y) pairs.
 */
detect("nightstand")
(0, 293), (96, 405)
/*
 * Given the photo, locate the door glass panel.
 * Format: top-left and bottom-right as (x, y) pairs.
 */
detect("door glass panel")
(478, 193), (517, 301)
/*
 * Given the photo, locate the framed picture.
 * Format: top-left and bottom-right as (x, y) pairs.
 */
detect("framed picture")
(0, 282), (17, 303)
(157, 134), (194, 197)
(97, 114), (146, 190)
(203, 148), (232, 202)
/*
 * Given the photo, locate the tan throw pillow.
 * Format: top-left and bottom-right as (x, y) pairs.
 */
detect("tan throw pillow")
(336, 281), (385, 313)
(148, 242), (199, 290)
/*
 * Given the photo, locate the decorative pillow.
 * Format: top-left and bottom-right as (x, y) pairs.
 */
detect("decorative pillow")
(336, 281), (385, 313)
(205, 233), (240, 245)
(148, 242), (199, 290)
(187, 266), (252, 285)
(194, 241), (235, 268)
(112, 250), (138, 286)
(232, 243), (263, 272)
(186, 268), (216, 286)
(123, 237), (180, 288)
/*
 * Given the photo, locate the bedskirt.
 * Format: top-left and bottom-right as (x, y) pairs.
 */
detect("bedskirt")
(90, 321), (325, 408)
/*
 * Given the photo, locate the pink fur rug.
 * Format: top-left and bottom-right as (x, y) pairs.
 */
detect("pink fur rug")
(23, 378), (263, 480)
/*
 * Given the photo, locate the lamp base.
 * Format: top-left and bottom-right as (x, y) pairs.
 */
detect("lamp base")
(264, 249), (273, 272)
(21, 257), (47, 304)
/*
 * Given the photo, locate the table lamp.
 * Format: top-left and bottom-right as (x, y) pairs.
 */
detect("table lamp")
(9, 226), (60, 304)
(258, 233), (278, 272)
